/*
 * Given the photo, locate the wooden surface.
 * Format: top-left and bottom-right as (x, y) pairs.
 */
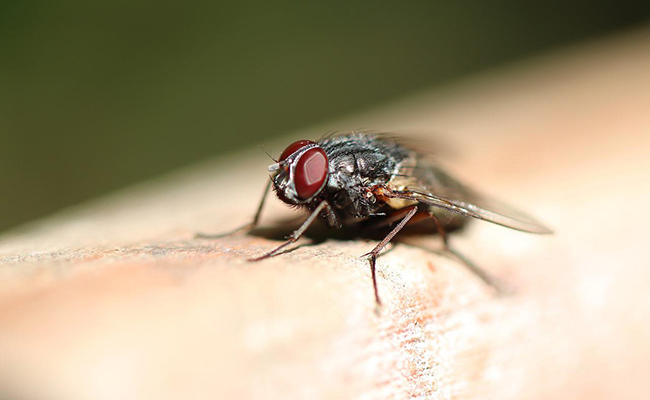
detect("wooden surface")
(1, 29), (650, 400)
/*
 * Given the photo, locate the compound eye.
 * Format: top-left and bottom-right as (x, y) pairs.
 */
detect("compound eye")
(279, 140), (315, 162)
(294, 147), (328, 200)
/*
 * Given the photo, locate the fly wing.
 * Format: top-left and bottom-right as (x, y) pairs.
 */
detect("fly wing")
(386, 158), (553, 234)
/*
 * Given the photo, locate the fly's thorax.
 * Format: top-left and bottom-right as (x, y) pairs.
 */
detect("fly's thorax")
(317, 135), (415, 217)
(319, 134), (411, 181)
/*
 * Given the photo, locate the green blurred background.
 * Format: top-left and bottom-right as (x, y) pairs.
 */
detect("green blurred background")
(1, 1), (648, 233)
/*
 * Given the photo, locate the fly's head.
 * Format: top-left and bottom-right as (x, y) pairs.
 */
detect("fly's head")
(268, 140), (329, 206)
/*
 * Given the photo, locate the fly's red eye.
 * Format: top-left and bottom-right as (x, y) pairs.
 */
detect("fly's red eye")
(279, 140), (315, 162)
(294, 147), (328, 200)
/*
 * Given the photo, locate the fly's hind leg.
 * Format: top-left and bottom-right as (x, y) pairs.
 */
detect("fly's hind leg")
(428, 212), (508, 294)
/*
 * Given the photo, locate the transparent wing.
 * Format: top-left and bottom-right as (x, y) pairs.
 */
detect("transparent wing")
(386, 158), (553, 234)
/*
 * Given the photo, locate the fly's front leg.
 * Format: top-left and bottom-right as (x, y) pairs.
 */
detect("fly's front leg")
(362, 205), (419, 307)
(196, 179), (272, 239)
(250, 200), (335, 261)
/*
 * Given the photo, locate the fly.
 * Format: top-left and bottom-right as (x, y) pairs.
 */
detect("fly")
(213, 132), (552, 307)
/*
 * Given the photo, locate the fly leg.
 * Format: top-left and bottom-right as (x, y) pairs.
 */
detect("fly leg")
(362, 205), (419, 308)
(428, 212), (506, 293)
(428, 212), (450, 250)
(250, 200), (336, 261)
(196, 179), (272, 239)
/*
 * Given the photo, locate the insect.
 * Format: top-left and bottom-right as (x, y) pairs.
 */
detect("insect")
(220, 132), (552, 307)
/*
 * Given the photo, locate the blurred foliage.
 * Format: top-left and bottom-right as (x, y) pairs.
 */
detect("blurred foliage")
(0, 1), (648, 232)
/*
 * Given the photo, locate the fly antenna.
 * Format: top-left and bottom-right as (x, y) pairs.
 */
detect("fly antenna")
(259, 145), (277, 163)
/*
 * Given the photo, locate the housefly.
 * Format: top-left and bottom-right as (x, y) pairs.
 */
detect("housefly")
(218, 132), (552, 307)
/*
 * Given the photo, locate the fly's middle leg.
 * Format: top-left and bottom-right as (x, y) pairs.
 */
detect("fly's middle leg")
(362, 205), (419, 309)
